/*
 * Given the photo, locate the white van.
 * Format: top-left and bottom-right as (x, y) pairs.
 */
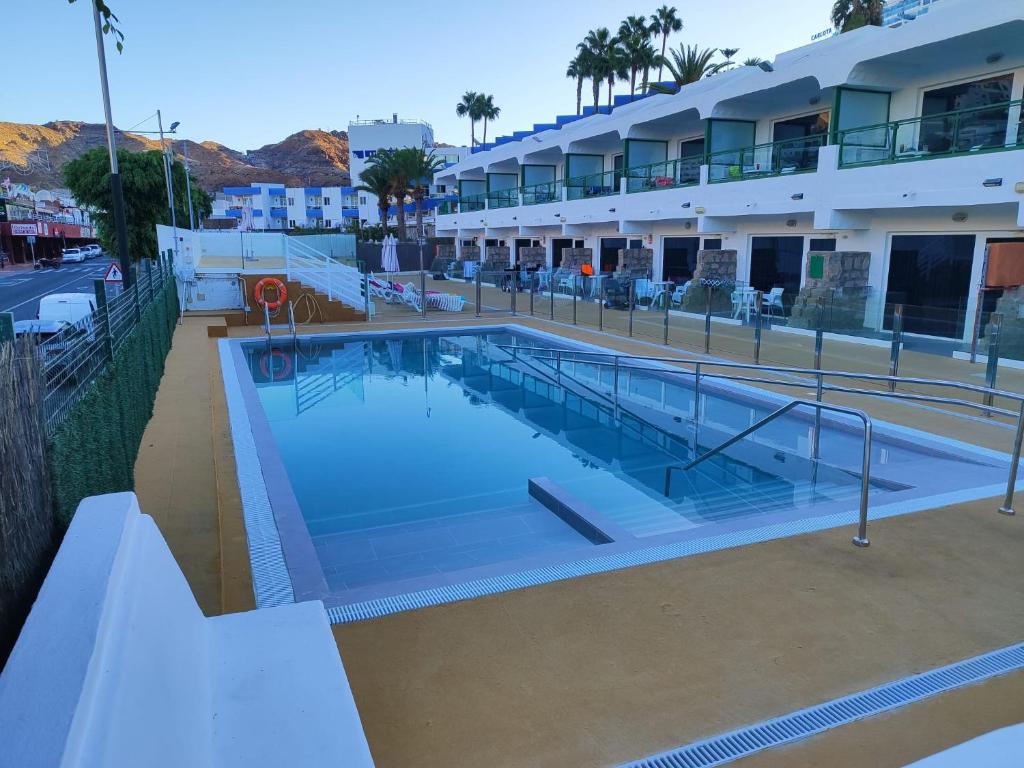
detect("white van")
(38, 293), (97, 326)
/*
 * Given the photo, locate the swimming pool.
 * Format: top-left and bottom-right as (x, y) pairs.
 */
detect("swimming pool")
(221, 326), (1015, 621)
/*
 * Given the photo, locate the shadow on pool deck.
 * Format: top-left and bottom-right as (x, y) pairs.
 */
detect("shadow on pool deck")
(137, 313), (1024, 768)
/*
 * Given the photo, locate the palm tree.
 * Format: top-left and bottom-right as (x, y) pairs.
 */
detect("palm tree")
(743, 57), (764, 67)
(617, 15), (649, 98)
(831, 0), (883, 32)
(580, 28), (613, 111)
(393, 147), (444, 238)
(566, 53), (586, 115)
(648, 45), (721, 94)
(455, 90), (481, 147)
(605, 39), (628, 108)
(477, 94), (500, 147)
(638, 41), (662, 94)
(355, 163), (394, 239)
(649, 5), (682, 84)
(367, 148), (412, 240)
(719, 48), (740, 68)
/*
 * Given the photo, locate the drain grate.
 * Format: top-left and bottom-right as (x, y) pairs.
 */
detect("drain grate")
(619, 642), (1024, 768)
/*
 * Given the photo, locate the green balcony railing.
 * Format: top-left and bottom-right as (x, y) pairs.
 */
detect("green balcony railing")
(459, 193), (486, 212)
(625, 157), (701, 193)
(838, 99), (1024, 168)
(707, 133), (827, 183)
(487, 187), (520, 209)
(522, 179), (562, 205)
(434, 198), (457, 215)
(565, 169), (620, 200)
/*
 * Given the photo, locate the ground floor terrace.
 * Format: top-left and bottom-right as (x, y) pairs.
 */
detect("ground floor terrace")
(442, 206), (1024, 352)
(132, 289), (1024, 767)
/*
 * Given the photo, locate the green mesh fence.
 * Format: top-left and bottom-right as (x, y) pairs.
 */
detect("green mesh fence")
(48, 275), (179, 524)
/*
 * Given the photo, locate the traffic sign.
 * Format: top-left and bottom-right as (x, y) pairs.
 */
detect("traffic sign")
(103, 262), (124, 284)
(26, 235), (35, 244)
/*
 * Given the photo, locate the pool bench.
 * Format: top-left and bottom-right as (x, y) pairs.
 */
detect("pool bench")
(0, 492), (375, 768)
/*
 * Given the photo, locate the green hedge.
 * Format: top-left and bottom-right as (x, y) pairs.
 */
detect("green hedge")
(48, 278), (179, 523)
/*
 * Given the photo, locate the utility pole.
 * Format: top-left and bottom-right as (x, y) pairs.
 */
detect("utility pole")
(91, 1), (132, 287)
(182, 141), (196, 230)
(157, 110), (179, 263)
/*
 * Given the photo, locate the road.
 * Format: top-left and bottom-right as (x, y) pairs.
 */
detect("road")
(0, 262), (114, 320)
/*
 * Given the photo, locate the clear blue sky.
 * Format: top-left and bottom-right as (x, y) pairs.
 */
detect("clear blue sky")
(7, 0), (833, 150)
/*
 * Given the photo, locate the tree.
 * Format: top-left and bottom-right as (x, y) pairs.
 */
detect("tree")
(355, 163), (395, 239)
(648, 5), (682, 84)
(566, 54), (586, 116)
(720, 48), (740, 67)
(67, 0), (124, 51)
(638, 41), (662, 94)
(455, 91), (481, 147)
(743, 57), (764, 67)
(648, 45), (723, 94)
(580, 28), (613, 111)
(366, 149), (412, 240)
(477, 94), (500, 147)
(831, 0), (883, 32)
(617, 15), (650, 98)
(63, 147), (210, 261)
(605, 39), (629, 108)
(392, 147), (444, 238)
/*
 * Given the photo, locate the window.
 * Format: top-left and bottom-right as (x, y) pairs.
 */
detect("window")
(325, 219), (332, 228)
(703, 238), (723, 250)
(323, 197), (331, 205)
(574, 239), (585, 248)
(663, 237), (700, 284)
(884, 234), (976, 338)
(359, 196), (367, 205)
(808, 238), (837, 251)
(921, 74), (1014, 153)
(289, 220), (295, 228)
(749, 236), (804, 310)
(436, 184), (446, 193)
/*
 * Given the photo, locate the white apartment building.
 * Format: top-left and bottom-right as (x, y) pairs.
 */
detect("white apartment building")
(211, 183), (359, 231)
(435, 0), (1024, 342)
(348, 115), (468, 225)
(883, 0), (941, 25)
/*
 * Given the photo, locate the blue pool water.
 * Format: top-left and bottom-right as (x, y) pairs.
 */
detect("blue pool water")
(234, 329), (1007, 604)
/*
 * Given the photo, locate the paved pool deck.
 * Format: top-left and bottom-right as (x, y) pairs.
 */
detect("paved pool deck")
(135, 311), (1024, 768)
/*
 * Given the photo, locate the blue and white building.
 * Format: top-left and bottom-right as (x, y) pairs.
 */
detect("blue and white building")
(211, 184), (360, 231)
(883, 0), (941, 25)
(435, 0), (1024, 342)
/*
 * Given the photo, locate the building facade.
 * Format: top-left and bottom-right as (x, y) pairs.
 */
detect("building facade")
(210, 184), (360, 231)
(0, 184), (96, 263)
(434, 0), (1023, 343)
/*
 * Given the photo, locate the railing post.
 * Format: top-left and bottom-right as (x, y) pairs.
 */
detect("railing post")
(572, 275), (577, 325)
(0, 312), (13, 345)
(628, 280), (635, 337)
(529, 270), (535, 316)
(663, 284), (670, 345)
(327, 253), (334, 302)
(612, 355), (619, 416)
(704, 284), (712, 355)
(753, 290), (763, 364)
(984, 313), (1002, 413)
(510, 270), (517, 316)
(888, 304), (903, 392)
(475, 266), (482, 318)
(853, 418), (872, 547)
(812, 297), (825, 463)
(145, 259), (153, 305)
(598, 276), (604, 331)
(363, 272), (370, 322)
(131, 266), (141, 324)
(998, 400), (1023, 516)
(693, 361), (701, 422)
(550, 272), (555, 320)
(556, 349), (562, 386)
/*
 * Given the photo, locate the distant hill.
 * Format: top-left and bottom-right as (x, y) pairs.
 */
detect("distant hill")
(0, 121), (350, 193)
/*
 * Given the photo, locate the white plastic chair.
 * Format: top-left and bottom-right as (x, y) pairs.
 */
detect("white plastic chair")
(671, 281), (691, 307)
(765, 287), (785, 319)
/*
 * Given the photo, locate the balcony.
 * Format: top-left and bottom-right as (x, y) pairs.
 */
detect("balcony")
(459, 193), (486, 213)
(522, 180), (561, 206)
(487, 188), (519, 209)
(565, 169), (619, 200)
(625, 157), (700, 193)
(837, 99), (1024, 169)
(707, 134), (827, 183)
(269, 207), (287, 218)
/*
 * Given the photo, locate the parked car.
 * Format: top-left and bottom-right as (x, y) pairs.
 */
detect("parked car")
(61, 247), (87, 263)
(84, 244), (103, 259)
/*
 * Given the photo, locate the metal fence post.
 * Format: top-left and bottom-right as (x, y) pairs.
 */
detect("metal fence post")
(145, 258), (153, 305)
(612, 355), (619, 413)
(597, 276), (604, 331)
(704, 284), (712, 354)
(550, 272), (555, 320)
(131, 266), (141, 324)
(984, 313), (1002, 413)
(888, 304), (903, 392)
(94, 278), (113, 359)
(0, 312), (13, 344)
(628, 280), (635, 337)
(812, 297), (825, 463)
(475, 267), (482, 318)
(419, 238), (427, 320)
(998, 400), (1023, 515)
(510, 271), (517, 316)
(529, 271), (535, 316)
(753, 290), (763, 364)
(363, 272), (370, 321)
(571, 275), (577, 325)
(663, 285), (670, 345)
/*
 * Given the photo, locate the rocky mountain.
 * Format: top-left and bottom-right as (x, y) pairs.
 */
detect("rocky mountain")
(0, 121), (350, 193)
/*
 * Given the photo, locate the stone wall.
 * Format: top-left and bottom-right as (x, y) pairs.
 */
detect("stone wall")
(680, 250), (737, 313)
(559, 248), (593, 272)
(518, 247), (547, 270)
(616, 248), (653, 277)
(789, 251), (872, 331)
(437, 244), (456, 260)
(482, 246), (510, 271)
(458, 245), (481, 261)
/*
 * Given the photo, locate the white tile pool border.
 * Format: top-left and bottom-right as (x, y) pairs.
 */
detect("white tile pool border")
(219, 326), (1020, 624)
(218, 340), (295, 608)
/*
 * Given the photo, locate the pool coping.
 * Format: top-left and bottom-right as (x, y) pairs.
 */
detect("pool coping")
(219, 324), (1022, 621)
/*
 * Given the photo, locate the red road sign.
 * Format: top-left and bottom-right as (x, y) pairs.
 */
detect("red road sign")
(103, 262), (124, 284)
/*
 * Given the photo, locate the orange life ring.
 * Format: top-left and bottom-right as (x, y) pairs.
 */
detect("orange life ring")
(259, 349), (293, 381)
(254, 277), (287, 311)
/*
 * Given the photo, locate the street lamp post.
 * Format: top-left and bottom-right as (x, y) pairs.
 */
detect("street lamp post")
(90, 1), (132, 287)
(182, 140), (196, 230)
(157, 111), (180, 264)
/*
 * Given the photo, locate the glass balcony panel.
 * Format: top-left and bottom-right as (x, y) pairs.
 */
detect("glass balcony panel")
(522, 180), (562, 205)
(707, 134), (825, 182)
(459, 193), (486, 212)
(625, 157), (701, 193)
(565, 169), (619, 200)
(487, 188), (520, 209)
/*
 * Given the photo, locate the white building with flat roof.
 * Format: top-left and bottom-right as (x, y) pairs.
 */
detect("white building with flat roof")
(434, 0), (1024, 343)
(210, 183), (359, 231)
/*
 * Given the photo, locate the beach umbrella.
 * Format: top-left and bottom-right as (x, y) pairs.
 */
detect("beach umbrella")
(382, 234), (400, 276)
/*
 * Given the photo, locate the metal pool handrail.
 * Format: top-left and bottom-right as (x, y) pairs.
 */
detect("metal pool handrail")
(501, 345), (1024, 517)
(664, 399), (873, 547)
